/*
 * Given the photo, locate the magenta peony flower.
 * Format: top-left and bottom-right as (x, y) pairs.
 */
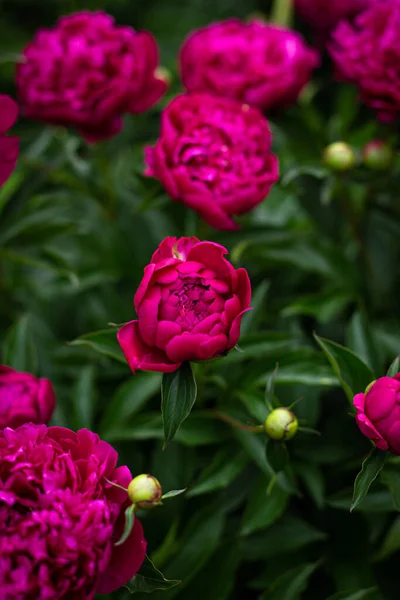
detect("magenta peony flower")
(354, 374), (400, 454)
(117, 236), (251, 373)
(295, 0), (372, 34)
(179, 19), (319, 112)
(0, 424), (147, 597)
(330, 1), (400, 123)
(0, 95), (19, 188)
(0, 365), (55, 429)
(145, 93), (279, 230)
(16, 11), (167, 142)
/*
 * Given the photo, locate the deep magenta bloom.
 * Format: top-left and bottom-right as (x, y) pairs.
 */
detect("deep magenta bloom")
(0, 95), (19, 188)
(145, 93), (279, 230)
(179, 19), (319, 112)
(0, 366), (55, 429)
(330, 1), (400, 122)
(295, 0), (372, 34)
(117, 236), (251, 373)
(354, 374), (400, 454)
(16, 11), (167, 142)
(0, 424), (147, 597)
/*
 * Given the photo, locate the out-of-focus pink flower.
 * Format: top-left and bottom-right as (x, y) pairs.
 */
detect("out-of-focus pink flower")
(117, 236), (251, 373)
(354, 374), (400, 454)
(0, 365), (55, 429)
(0, 95), (19, 188)
(330, 1), (400, 122)
(179, 19), (319, 112)
(145, 93), (279, 230)
(0, 424), (147, 597)
(16, 11), (167, 142)
(295, 0), (372, 34)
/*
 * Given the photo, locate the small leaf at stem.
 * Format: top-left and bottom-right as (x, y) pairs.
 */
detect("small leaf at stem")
(161, 362), (197, 447)
(387, 356), (400, 377)
(125, 555), (181, 594)
(350, 448), (387, 513)
(161, 488), (187, 500)
(115, 504), (135, 547)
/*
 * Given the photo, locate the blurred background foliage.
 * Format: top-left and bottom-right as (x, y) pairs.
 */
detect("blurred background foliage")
(1, 0), (400, 598)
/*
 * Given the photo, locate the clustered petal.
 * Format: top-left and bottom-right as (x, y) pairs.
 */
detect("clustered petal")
(145, 94), (279, 230)
(16, 11), (167, 142)
(0, 424), (147, 598)
(353, 374), (400, 454)
(0, 365), (56, 429)
(117, 236), (251, 373)
(0, 95), (19, 188)
(179, 19), (319, 112)
(330, 1), (400, 123)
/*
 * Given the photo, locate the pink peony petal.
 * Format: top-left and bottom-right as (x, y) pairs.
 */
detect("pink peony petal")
(355, 413), (388, 450)
(353, 392), (366, 413)
(366, 377), (399, 422)
(134, 263), (156, 312)
(228, 308), (252, 348)
(117, 320), (180, 373)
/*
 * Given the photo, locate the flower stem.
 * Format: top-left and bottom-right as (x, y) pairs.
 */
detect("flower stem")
(205, 409), (263, 433)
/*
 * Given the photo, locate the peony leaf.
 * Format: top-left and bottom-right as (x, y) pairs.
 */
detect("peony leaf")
(266, 440), (289, 473)
(350, 448), (387, 513)
(161, 488), (186, 500)
(387, 355), (400, 377)
(69, 328), (126, 364)
(125, 555), (181, 594)
(114, 504), (135, 547)
(314, 333), (374, 403)
(161, 361), (197, 448)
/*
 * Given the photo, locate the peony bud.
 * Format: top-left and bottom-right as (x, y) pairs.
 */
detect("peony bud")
(323, 142), (356, 171)
(362, 140), (393, 170)
(264, 408), (298, 441)
(128, 474), (163, 508)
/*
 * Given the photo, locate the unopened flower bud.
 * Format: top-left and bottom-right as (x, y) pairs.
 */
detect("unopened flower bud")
(154, 66), (172, 85)
(362, 140), (393, 170)
(128, 474), (162, 508)
(264, 408), (298, 441)
(323, 142), (356, 172)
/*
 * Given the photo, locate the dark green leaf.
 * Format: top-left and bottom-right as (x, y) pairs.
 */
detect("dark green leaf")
(325, 589), (379, 600)
(373, 516), (400, 561)
(387, 355), (400, 377)
(259, 561), (321, 600)
(381, 465), (400, 510)
(240, 280), (269, 335)
(241, 475), (288, 536)
(346, 311), (380, 374)
(68, 328), (126, 364)
(125, 555), (181, 594)
(351, 448), (387, 512)
(161, 362), (197, 447)
(314, 333), (374, 402)
(73, 365), (95, 429)
(187, 448), (248, 497)
(3, 314), (38, 374)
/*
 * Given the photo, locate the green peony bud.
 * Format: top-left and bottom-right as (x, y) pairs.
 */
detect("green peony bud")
(323, 142), (356, 172)
(362, 140), (393, 170)
(128, 474), (162, 509)
(264, 408), (298, 441)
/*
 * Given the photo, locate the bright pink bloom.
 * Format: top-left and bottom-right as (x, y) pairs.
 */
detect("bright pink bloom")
(330, 1), (400, 122)
(0, 366), (55, 429)
(0, 424), (147, 597)
(16, 11), (167, 142)
(179, 19), (319, 112)
(145, 94), (279, 230)
(295, 0), (372, 34)
(353, 374), (400, 454)
(0, 95), (19, 188)
(117, 236), (251, 373)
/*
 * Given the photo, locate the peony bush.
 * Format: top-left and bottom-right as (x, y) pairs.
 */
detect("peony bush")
(1, 0), (400, 598)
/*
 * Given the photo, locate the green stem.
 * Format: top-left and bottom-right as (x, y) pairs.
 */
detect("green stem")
(270, 0), (293, 27)
(204, 409), (264, 433)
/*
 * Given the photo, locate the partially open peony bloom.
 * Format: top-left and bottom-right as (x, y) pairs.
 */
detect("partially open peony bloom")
(0, 365), (55, 429)
(0, 95), (19, 188)
(354, 374), (400, 454)
(295, 0), (372, 35)
(145, 93), (279, 230)
(117, 236), (251, 373)
(179, 19), (319, 112)
(0, 424), (147, 597)
(16, 11), (167, 142)
(330, 1), (400, 123)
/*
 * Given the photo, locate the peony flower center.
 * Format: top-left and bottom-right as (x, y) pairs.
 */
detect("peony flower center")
(172, 278), (213, 329)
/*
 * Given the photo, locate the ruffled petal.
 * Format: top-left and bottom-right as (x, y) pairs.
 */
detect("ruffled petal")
(117, 321), (180, 373)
